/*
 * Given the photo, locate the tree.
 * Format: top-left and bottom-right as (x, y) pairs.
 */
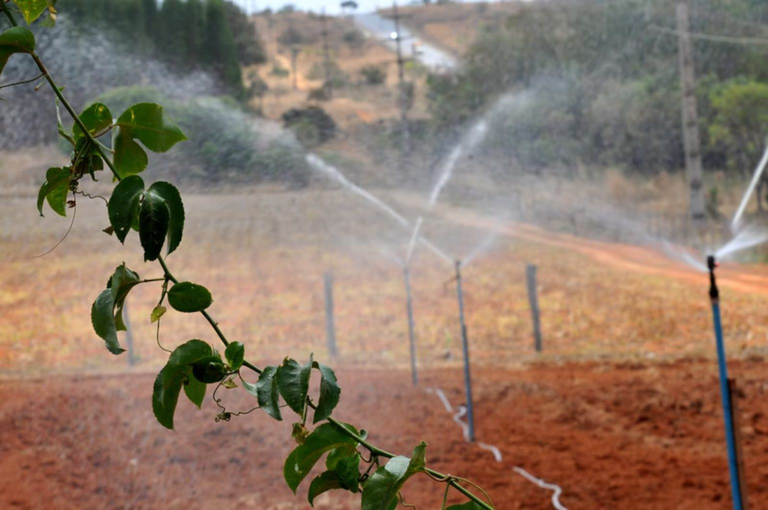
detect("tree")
(709, 79), (768, 175)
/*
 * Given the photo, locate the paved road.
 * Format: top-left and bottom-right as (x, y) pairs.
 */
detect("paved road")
(354, 12), (457, 71)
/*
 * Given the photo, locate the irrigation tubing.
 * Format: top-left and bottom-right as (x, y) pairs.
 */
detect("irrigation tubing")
(424, 387), (568, 509)
(513, 467), (568, 510)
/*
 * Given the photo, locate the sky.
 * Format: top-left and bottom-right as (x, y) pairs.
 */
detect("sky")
(232, 0), (496, 16)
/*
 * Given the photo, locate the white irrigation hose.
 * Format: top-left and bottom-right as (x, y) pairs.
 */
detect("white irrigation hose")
(513, 467), (568, 510)
(426, 387), (567, 509)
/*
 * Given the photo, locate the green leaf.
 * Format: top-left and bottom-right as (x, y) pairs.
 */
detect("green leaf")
(313, 362), (340, 424)
(167, 281), (213, 313)
(361, 442), (428, 510)
(243, 365), (282, 421)
(191, 356), (227, 384)
(160, 340), (214, 419)
(150, 305), (166, 323)
(183, 373), (206, 409)
(308, 471), (343, 506)
(327, 450), (360, 491)
(283, 423), (359, 493)
(108, 175), (144, 243)
(73, 103), (113, 143)
(139, 188), (170, 261)
(152, 366), (182, 430)
(113, 103), (186, 177)
(14, 0), (51, 25)
(113, 125), (148, 177)
(0, 27), (35, 77)
(225, 341), (245, 371)
(36, 167), (70, 217)
(91, 289), (124, 355)
(110, 264), (141, 332)
(445, 503), (486, 510)
(277, 357), (313, 416)
(147, 182), (184, 255)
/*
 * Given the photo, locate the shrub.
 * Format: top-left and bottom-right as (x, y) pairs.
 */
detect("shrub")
(360, 64), (386, 85)
(282, 106), (337, 147)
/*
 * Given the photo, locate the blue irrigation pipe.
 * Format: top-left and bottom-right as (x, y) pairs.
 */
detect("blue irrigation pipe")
(455, 260), (476, 442)
(708, 255), (744, 510)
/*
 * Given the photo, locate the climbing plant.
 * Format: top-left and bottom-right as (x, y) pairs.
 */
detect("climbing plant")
(1, 2), (494, 509)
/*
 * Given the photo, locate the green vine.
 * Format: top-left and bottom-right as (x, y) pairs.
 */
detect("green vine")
(1, 2), (494, 508)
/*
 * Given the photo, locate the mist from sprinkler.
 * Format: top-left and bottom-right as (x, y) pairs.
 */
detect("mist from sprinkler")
(731, 144), (768, 232)
(305, 153), (452, 265)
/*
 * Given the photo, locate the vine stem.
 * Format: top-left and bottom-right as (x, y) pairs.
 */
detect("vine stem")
(1, 3), (122, 182)
(157, 255), (262, 375)
(3, 5), (493, 505)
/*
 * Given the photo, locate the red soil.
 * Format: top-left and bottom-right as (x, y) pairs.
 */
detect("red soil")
(2, 359), (767, 509)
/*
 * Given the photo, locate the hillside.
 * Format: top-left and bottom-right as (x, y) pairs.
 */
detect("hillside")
(249, 11), (432, 130)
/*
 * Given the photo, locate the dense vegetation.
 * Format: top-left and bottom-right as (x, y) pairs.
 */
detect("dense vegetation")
(64, 0), (265, 97)
(427, 0), (768, 176)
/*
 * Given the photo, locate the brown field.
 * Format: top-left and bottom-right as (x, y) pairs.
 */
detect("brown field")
(3, 142), (768, 508)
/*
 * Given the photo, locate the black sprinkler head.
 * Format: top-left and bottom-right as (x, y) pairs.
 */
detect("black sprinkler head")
(707, 255), (716, 272)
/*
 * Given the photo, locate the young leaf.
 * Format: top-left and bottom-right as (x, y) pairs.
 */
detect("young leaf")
(73, 103), (113, 143)
(167, 281), (213, 313)
(225, 341), (245, 371)
(283, 423), (359, 493)
(277, 357), (313, 416)
(55, 99), (75, 147)
(153, 366), (183, 430)
(150, 305), (166, 323)
(108, 175), (144, 243)
(36, 167), (70, 217)
(361, 442), (428, 510)
(147, 181), (184, 255)
(13, 0), (50, 25)
(313, 362), (340, 424)
(113, 103), (186, 177)
(139, 188), (170, 261)
(0, 27), (35, 77)
(91, 289), (124, 355)
(242, 365), (282, 421)
(308, 471), (343, 507)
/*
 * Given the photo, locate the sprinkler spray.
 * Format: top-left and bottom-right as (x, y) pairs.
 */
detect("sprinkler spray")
(403, 264), (418, 386)
(707, 255), (745, 510)
(454, 260), (476, 442)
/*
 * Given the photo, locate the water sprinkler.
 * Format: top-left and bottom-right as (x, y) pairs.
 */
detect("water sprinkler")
(403, 264), (418, 386)
(454, 260), (476, 442)
(707, 255), (745, 510)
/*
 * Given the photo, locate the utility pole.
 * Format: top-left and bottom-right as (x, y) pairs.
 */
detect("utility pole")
(321, 8), (333, 99)
(676, 0), (706, 223)
(391, 1), (410, 153)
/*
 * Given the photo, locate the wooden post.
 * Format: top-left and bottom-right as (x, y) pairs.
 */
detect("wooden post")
(324, 272), (337, 358)
(526, 264), (542, 353)
(123, 302), (136, 366)
(403, 266), (418, 385)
